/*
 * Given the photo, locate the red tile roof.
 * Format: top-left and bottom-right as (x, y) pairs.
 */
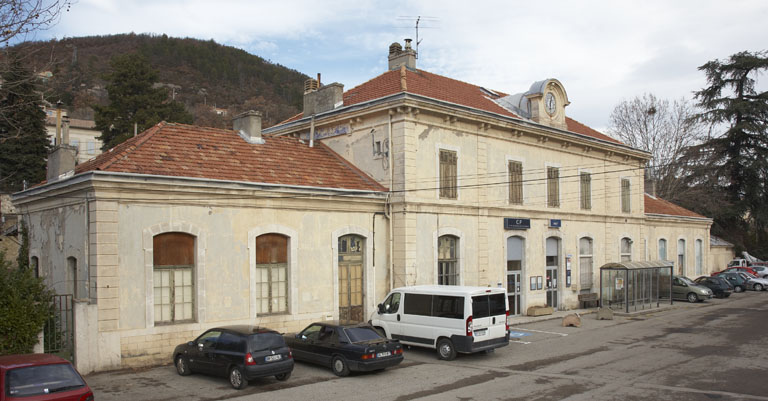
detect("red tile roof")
(75, 122), (386, 192)
(274, 68), (622, 145)
(644, 194), (706, 218)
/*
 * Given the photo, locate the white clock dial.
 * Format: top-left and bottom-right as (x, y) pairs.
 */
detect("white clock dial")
(545, 93), (556, 115)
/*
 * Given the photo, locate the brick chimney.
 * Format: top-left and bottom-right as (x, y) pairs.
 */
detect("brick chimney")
(232, 110), (264, 144)
(388, 39), (416, 70)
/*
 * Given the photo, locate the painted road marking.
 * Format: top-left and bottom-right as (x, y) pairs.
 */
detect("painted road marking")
(513, 328), (568, 337)
(508, 331), (532, 338)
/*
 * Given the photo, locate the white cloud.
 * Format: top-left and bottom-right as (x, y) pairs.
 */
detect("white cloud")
(42, 0), (768, 130)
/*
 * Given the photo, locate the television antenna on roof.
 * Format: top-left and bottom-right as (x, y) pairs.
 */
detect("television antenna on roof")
(396, 16), (439, 59)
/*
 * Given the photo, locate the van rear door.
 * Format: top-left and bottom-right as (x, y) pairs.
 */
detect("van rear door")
(471, 293), (507, 339)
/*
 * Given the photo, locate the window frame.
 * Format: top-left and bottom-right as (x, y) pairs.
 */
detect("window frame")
(580, 171), (592, 210)
(658, 238), (668, 260)
(508, 160), (523, 205)
(579, 237), (593, 289)
(620, 237), (632, 262)
(255, 233), (290, 316)
(153, 232), (196, 325)
(621, 178), (631, 213)
(437, 235), (460, 285)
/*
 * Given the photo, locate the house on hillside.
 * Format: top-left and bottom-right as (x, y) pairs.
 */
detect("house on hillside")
(13, 40), (712, 373)
(44, 111), (102, 163)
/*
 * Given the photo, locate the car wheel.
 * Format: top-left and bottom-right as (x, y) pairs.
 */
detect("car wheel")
(229, 366), (248, 390)
(275, 372), (291, 381)
(734, 285), (744, 293)
(687, 293), (699, 303)
(724, 292), (731, 298)
(175, 355), (192, 376)
(755, 283), (764, 291)
(331, 356), (350, 377)
(436, 338), (457, 361)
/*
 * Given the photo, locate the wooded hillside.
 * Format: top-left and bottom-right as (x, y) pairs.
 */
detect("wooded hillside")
(16, 33), (308, 128)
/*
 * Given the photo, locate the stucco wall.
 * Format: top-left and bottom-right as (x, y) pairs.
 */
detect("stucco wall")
(710, 245), (735, 273)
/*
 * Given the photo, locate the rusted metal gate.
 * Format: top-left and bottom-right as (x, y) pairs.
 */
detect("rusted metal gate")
(44, 294), (74, 362)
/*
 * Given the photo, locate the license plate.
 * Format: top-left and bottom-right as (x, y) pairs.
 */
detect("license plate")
(475, 329), (488, 337)
(376, 351), (391, 357)
(265, 354), (282, 362)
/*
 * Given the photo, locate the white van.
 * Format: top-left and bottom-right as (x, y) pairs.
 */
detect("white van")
(370, 285), (509, 360)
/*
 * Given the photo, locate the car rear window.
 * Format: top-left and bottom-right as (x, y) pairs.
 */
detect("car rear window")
(344, 327), (383, 343)
(6, 363), (85, 397)
(248, 332), (286, 351)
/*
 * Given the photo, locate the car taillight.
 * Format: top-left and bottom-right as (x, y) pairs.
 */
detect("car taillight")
(394, 348), (403, 355)
(80, 392), (94, 401)
(466, 315), (473, 336)
(288, 350), (293, 359)
(361, 353), (376, 360)
(245, 352), (256, 366)
(505, 310), (510, 331)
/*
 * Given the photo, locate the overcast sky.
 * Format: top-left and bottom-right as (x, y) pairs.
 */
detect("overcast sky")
(29, 0), (768, 132)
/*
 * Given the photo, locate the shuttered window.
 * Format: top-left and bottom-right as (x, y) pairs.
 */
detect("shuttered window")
(547, 167), (560, 207)
(508, 161), (523, 205)
(580, 172), (592, 210)
(621, 178), (631, 213)
(154, 232), (195, 324)
(439, 150), (457, 199)
(256, 234), (289, 315)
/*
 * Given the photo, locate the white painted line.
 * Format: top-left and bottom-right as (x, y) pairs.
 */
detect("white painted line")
(512, 341), (531, 344)
(513, 328), (568, 337)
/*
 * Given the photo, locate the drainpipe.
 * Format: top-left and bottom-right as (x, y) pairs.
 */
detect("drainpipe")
(309, 115), (315, 148)
(387, 111), (394, 291)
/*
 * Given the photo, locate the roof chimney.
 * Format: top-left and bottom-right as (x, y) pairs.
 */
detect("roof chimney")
(303, 80), (344, 116)
(388, 39), (416, 70)
(47, 145), (77, 182)
(62, 116), (70, 145)
(232, 110), (264, 144)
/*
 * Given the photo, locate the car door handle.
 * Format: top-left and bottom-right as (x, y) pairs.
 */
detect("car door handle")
(493, 317), (496, 324)
(397, 314), (400, 321)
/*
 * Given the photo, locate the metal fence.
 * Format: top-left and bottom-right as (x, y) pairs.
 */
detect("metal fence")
(44, 294), (74, 362)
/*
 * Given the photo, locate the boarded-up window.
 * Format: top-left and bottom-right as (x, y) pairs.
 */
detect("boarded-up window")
(547, 167), (560, 207)
(580, 172), (592, 210)
(438, 235), (459, 285)
(439, 149), (457, 199)
(154, 232), (195, 324)
(621, 237), (632, 262)
(508, 161), (523, 205)
(621, 178), (631, 213)
(256, 234), (288, 314)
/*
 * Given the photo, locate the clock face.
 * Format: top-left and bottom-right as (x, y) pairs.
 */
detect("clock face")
(545, 93), (556, 115)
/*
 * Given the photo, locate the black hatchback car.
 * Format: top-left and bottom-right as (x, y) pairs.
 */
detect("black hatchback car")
(284, 321), (403, 376)
(173, 325), (293, 389)
(694, 276), (732, 298)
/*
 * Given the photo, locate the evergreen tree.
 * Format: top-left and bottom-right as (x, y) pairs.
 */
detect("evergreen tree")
(0, 53), (50, 192)
(688, 50), (768, 257)
(94, 53), (192, 150)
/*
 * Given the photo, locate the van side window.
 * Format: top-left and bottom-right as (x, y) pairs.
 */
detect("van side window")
(432, 296), (464, 319)
(472, 296), (490, 318)
(404, 293), (432, 316)
(383, 292), (401, 313)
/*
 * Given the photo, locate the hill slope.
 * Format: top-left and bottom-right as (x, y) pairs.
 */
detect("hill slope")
(18, 33), (308, 128)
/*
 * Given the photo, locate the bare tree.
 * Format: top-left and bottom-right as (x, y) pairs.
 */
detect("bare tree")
(608, 93), (702, 199)
(1, 0), (71, 46)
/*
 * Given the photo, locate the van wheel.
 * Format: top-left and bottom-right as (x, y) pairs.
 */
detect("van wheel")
(437, 338), (457, 361)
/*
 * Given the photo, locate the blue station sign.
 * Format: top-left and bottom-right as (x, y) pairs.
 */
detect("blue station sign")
(504, 218), (530, 230)
(549, 219), (562, 228)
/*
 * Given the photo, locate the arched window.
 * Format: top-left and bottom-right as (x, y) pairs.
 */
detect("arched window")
(438, 235), (459, 285)
(154, 232), (195, 323)
(255, 233), (289, 314)
(579, 237), (593, 289)
(658, 239), (667, 261)
(677, 239), (686, 275)
(695, 239), (703, 275)
(620, 238), (632, 262)
(31, 256), (39, 278)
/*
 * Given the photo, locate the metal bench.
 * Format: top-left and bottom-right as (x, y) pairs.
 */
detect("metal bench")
(578, 293), (599, 309)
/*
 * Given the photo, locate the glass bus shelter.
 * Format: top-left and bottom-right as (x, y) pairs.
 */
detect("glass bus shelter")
(599, 260), (673, 313)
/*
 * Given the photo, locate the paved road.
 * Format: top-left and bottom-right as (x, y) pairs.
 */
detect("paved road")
(87, 291), (768, 400)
